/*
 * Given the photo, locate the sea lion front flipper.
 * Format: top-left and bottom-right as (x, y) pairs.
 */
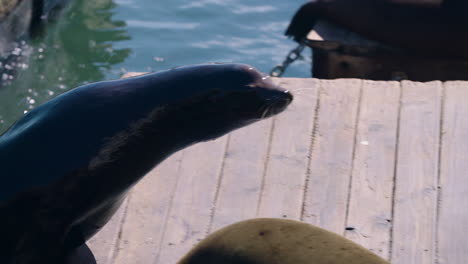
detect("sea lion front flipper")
(65, 244), (97, 264)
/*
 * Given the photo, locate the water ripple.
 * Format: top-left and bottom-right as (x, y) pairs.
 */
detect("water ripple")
(232, 5), (276, 14)
(181, 0), (228, 9)
(126, 20), (200, 30)
(114, 0), (136, 6)
(254, 21), (289, 32)
(192, 36), (277, 50)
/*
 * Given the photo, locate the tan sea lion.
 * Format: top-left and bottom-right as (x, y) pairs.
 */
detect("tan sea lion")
(180, 218), (389, 264)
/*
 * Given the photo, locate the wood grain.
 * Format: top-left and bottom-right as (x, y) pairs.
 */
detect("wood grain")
(438, 81), (468, 264)
(156, 136), (228, 263)
(391, 81), (442, 264)
(302, 78), (361, 234)
(88, 198), (129, 264)
(256, 78), (319, 219)
(113, 151), (185, 264)
(345, 80), (400, 260)
(209, 118), (273, 232)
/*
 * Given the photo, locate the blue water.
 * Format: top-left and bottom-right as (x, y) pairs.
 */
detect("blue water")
(0, 0), (310, 133)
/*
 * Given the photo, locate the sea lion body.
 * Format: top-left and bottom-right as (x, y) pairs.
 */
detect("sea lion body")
(0, 63), (292, 263)
(180, 218), (389, 264)
(286, 0), (468, 59)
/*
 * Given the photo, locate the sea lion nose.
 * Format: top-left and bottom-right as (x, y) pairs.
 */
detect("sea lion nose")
(269, 89), (293, 113)
(268, 89), (293, 108)
(253, 81), (293, 116)
(255, 76), (294, 105)
(281, 89), (293, 104)
(231, 63), (293, 111)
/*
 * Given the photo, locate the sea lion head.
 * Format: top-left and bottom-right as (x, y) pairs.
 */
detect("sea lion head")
(144, 63), (292, 143)
(79, 63), (293, 188)
(0, 63), (293, 194)
(93, 63), (293, 152)
(1, 63), (292, 152)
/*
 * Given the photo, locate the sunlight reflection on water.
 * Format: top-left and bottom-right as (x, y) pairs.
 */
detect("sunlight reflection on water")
(0, 0), (310, 132)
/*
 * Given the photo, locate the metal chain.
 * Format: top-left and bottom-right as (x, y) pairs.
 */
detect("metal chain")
(270, 39), (307, 77)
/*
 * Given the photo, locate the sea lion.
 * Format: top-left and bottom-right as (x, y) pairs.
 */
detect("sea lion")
(179, 218), (389, 264)
(286, 0), (468, 59)
(0, 63), (292, 264)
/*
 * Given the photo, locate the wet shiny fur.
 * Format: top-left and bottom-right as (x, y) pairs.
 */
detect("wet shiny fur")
(0, 63), (292, 263)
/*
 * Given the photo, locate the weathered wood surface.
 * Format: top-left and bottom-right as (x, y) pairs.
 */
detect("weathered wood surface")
(256, 78), (318, 219)
(438, 82), (468, 264)
(391, 81), (442, 263)
(302, 79), (361, 234)
(89, 78), (468, 264)
(345, 80), (400, 259)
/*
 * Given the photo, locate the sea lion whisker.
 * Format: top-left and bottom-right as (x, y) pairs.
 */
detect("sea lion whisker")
(261, 106), (271, 119)
(260, 99), (279, 119)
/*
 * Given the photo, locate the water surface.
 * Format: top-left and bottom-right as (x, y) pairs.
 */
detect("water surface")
(0, 0), (309, 133)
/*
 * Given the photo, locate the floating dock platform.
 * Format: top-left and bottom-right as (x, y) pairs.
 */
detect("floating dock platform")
(88, 77), (468, 264)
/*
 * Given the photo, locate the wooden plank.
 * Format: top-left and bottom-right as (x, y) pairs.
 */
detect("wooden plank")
(209, 119), (273, 232)
(156, 136), (228, 263)
(438, 81), (468, 264)
(256, 78), (319, 219)
(88, 198), (129, 264)
(302, 79), (361, 234)
(113, 151), (185, 264)
(391, 81), (442, 264)
(345, 80), (400, 260)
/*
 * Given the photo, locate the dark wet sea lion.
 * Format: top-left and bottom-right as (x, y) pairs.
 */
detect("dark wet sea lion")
(286, 0), (468, 59)
(179, 218), (389, 264)
(0, 63), (292, 264)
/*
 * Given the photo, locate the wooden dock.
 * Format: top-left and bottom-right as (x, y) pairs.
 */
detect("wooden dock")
(88, 77), (468, 264)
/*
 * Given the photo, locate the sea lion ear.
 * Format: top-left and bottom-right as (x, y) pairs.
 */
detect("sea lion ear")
(66, 244), (97, 264)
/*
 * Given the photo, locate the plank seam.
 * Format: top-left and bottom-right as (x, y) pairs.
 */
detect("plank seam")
(256, 116), (276, 216)
(206, 134), (231, 234)
(388, 81), (403, 262)
(435, 82), (446, 264)
(110, 195), (131, 264)
(154, 151), (186, 264)
(300, 80), (321, 221)
(343, 80), (363, 236)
